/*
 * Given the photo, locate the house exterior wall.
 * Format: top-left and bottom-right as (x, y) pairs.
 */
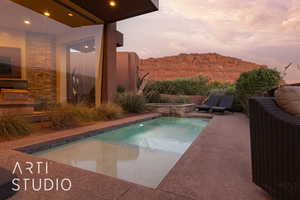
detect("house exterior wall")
(117, 52), (139, 93)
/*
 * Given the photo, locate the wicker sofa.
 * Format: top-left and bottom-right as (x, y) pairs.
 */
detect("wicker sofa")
(249, 97), (300, 200)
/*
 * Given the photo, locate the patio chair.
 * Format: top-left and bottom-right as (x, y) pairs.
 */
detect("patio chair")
(211, 95), (234, 113)
(196, 95), (221, 112)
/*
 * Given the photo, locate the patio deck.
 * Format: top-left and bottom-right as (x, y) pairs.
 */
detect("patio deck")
(0, 113), (271, 200)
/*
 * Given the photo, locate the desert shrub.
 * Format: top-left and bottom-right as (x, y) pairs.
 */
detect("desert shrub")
(224, 87), (237, 96)
(208, 81), (235, 95)
(117, 85), (126, 94)
(236, 68), (281, 113)
(0, 114), (32, 138)
(144, 76), (210, 96)
(94, 103), (123, 120)
(66, 104), (95, 122)
(159, 97), (172, 103)
(116, 93), (146, 113)
(209, 87), (236, 96)
(144, 90), (162, 103)
(174, 97), (191, 104)
(144, 90), (172, 103)
(209, 81), (234, 89)
(47, 105), (82, 129)
(209, 88), (228, 96)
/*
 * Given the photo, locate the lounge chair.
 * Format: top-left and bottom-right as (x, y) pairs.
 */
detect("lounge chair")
(211, 95), (234, 113)
(196, 95), (221, 112)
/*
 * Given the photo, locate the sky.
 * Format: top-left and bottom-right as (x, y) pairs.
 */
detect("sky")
(118, 0), (300, 83)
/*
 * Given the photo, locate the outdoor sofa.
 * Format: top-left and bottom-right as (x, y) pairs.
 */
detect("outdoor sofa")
(249, 97), (300, 200)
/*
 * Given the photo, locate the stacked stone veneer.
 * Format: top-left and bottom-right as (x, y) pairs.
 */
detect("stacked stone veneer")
(146, 103), (196, 116)
(26, 32), (57, 104)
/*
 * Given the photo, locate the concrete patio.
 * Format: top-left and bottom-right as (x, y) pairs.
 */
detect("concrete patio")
(0, 113), (271, 200)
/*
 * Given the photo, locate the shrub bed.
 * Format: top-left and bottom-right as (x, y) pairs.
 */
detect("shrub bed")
(144, 76), (210, 96)
(94, 104), (123, 120)
(47, 105), (82, 129)
(236, 68), (281, 113)
(115, 93), (146, 113)
(0, 114), (32, 138)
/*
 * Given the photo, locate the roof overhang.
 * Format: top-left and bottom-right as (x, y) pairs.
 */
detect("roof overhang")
(9, 0), (159, 27)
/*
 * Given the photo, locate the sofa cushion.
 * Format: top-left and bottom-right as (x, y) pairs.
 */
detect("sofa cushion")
(275, 86), (300, 117)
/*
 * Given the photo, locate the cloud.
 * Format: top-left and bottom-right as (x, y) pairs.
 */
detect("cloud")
(118, 0), (300, 82)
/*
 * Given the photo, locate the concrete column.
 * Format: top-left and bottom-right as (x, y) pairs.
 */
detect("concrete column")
(101, 23), (118, 103)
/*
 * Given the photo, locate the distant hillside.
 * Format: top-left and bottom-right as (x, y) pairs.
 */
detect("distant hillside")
(140, 53), (266, 83)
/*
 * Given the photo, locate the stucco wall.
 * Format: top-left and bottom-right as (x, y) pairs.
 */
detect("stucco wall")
(117, 52), (139, 93)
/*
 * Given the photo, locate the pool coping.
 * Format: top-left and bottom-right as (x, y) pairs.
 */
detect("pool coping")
(0, 113), (161, 152)
(16, 114), (164, 154)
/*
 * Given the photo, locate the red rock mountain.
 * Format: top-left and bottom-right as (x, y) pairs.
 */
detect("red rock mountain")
(139, 53), (266, 83)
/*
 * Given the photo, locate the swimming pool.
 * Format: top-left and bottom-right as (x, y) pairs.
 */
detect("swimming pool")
(33, 117), (209, 188)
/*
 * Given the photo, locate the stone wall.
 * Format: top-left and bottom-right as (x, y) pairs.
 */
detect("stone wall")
(26, 32), (57, 104)
(146, 103), (196, 116)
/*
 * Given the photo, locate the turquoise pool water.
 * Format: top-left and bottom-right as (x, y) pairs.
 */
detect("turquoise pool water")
(94, 117), (208, 154)
(33, 117), (209, 188)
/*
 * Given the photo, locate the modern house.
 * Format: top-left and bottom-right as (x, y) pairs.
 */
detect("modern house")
(0, 0), (158, 112)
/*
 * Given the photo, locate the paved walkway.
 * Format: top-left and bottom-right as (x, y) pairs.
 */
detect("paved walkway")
(0, 113), (271, 200)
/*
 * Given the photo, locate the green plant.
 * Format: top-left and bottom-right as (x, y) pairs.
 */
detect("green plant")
(209, 81), (234, 90)
(209, 88), (227, 96)
(116, 93), (146, 113)
(137, 66), (150, 91)
(0, 114), (32, 138)
(117, 85), (126, 94)
(47, 105), (81, 129)
(144, 75), (210, 96)
(66, 104), (95, 122)
(159, 97), (172, 103)
(236, 68), (281, 113)
(144, 90), (162, 103)
(209, 87), (236, 96)
(174, 97), (191, 104)
(94, 103), (123, 120)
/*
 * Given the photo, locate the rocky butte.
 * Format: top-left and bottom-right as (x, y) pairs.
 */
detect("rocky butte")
(139, 53), (266, 83)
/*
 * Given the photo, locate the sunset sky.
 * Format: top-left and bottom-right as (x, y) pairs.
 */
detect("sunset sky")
(118, 0), (300, 83)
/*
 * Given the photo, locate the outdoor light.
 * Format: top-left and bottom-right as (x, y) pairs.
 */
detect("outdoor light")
(68, 13), (74, 17)
(44, 11), (51, 17)
(84, 45), (89, 49)
(109, 1), (116, 7)
(24, 20), (31, 25)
